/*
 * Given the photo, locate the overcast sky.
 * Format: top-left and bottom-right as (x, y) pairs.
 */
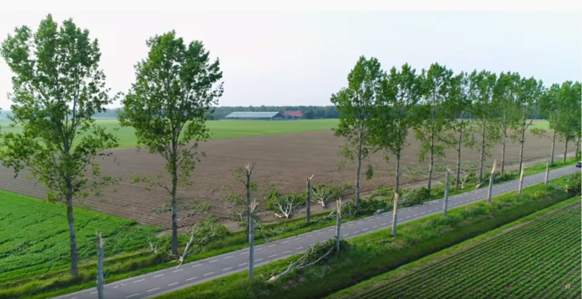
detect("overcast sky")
(0, 2), (580, 109)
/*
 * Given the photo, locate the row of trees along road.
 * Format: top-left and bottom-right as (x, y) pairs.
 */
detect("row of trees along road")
(332, 56), (581, 209)
(0, 15), (222, 275)
(0, 15), (580, 279)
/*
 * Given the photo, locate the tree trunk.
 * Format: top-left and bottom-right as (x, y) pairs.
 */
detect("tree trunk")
(66, 188), (79, 276)
(518, 129), (526, 175)
(550, 131), (556, 165)
(171, 170), (179, 256)
(517, 164), (525, 194)
(544, 161), (550, 185)
(443, 171), (450, 216)
(564, 138), (569, 162)
(306, 177), (311, 224)
(456, 128), (463, 190)
(576, 138), (580, 159)
(478, 122), (486, 184)
(355, 157), (362, 210)
(97, 233), (104, 299)
(427, 141), (434, 195)
(391, 193), (399, 236)
(395, 155), (401, 195)
(248, 216), (254, 280)
(487, 173), (495, 204)
(501, 129), (507, 173)
(335, 199), (341, 253)
(246, 175), (251, 242)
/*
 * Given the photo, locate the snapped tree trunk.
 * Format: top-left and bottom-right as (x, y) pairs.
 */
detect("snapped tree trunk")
(395, 155), (401, 194)
(478, 122), (486, 184)
(245, 174), (251, 242)
(501, 129), (507, 173)
(306, 176), (312, 224)
(171, 170), (179, 256)
(96, 233), (104, 299)
(66, 187), (79, 276)
(355, 157), (362, 210)
(248, 216), (254, 280)
(487, 173), (495, 204)
(443, 171), (450, 216)
(550, 130), (556, 165)
(335, 199), (342, 253)
(544, 161), (550, 185)
(518, 164), (525, 194)
(456, 128), (463, 190)
(518, 129), (526, 175)
(391, 193), (399, 236)
(564, 138), (569, 162)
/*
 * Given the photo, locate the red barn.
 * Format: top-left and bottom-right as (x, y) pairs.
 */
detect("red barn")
(284, 111), (303, 119)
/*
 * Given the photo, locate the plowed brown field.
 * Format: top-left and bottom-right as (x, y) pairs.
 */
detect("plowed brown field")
(0, 129), (568, 229)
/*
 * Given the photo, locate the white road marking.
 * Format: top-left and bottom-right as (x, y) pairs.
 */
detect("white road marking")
(381, 222), (388, 226)
(203, 272), (215, 276)
(113, 286), (119, 289)
(240, 251), (249, 255)
(354, 231), (360, 234)
(256, 258), (263, 262)
(186, 277), (197, 281)
(306, 234), (313, 237)
(256, 248), (263, 251)
(168, 282), (179, 287)
(413, 214), (418, 217)
(133, 279), (145, 283)
(239, 263), (247, 266)
(347, 224), (354, 227)
(269, 254), (278, 258)
(373, 225), (378, 228)
(126, 294), (140, 298)
(296, 247), (304, 250)
(225, 255), (234, 259)
(268, 244), (276, 247)
(209, 259), (219, 263)
(309, 243), (315, 246)
(147, 287), (160, 292)
(223, 267), (233, 271)
(71, 297), (78, 299)
(283, 250), (292, 254)
(282, 240), (289, 244)
(173, 269), (183, 273)
(153, 274), (164, 278)
(90, 292), (97, 295)
(363, 228), (369, 231)
(192, 264), (201, 268)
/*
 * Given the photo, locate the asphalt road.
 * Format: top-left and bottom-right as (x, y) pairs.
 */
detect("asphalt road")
(54, 165), (581, 299)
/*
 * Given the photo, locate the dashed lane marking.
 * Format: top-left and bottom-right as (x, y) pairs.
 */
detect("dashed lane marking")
(223, 267), (233, 271)
(126, 294), (140, 298)
(173, 269), (183, 273)
(225, 255), (234, 259)
(269, 254), (278, 258)
(209, 259), (218, 263)
(296, 247), (303, 250)
(203, 272), (215, 276)
(168, 282), (179, 287)
(133, 279), (145, 283)
(186, 277), (197, 281)
(239, 263), (247, 266)
(192, 264), (201, 268)
(256, 258), (263, 262)
(147, 287), (160, 292)
(153, 274), (164, 278)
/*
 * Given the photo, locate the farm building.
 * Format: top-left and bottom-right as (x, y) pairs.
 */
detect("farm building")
(224, 111), (286, 120)
(284, 111), (303, 119)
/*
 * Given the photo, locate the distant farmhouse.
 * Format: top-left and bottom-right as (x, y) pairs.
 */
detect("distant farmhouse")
(224, 111), (285, 120)
(283, 111), (303, 119)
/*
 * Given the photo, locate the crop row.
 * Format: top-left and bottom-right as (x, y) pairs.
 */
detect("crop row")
(359, 200), (581, 299)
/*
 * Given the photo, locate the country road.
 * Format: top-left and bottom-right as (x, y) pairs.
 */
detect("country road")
(54, 165), (581, 299)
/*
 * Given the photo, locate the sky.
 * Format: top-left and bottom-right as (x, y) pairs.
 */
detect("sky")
(0, 1), (580, 109)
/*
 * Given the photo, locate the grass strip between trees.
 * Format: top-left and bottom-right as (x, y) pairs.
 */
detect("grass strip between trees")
(152, 173), (580, 299)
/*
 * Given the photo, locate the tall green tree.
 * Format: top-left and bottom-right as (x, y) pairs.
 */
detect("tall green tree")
(533, 83), (561, 164)
(0, 14), (119, 276)
(118, 31), (224, 256)
(493, 72), (521, 173)
(442, 72), (475, 190)
(413, 63), (455, 195)
(370, 63), (420, 194)
(552, 81), (582, 161)
(469, 70), (500, 184)
(331, 56), (383, 209)
(513, 77), (543, 171)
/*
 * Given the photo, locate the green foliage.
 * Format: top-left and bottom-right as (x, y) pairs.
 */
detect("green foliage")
(562, 172), (581, 195)
(400, 187), (431, 207)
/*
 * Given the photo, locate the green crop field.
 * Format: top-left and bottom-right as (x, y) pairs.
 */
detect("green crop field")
(334, 198), (581, 299)
(0, 119), (339, 148)
(0, 189), (161, 284)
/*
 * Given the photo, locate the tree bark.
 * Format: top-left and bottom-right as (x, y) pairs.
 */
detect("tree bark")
(395, 155), (401, 195)
(550, 130), (556, 165)
(427, 134), (434, 195)
(564, 138), (569, 163)
(487, 173), (495, 204)
(66, 186), (79, 276)
(518, 128), (526, 175)
(443, 172), (450, 216)
(518, 164), (525, 194)
(544, 161), (550, 185)
(246, 174), (251, 242)
(97, 233), (104, 299)
(335, 199), (342, 253)
(248, 216), (254, 280)
(391, 193), (399, 236)
(355, 137), (363, 209)
(171, 168), (179, 256)
(456, 128), (463, 190)
(478, 122), (486, 184)
(501, 129), (507, 174)
(306, 177), (311, 224)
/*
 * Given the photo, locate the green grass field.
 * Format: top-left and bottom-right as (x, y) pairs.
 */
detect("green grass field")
(330, 197), (581, 299)
(0, 119), (339, 148)
(0, 190), (161, 284)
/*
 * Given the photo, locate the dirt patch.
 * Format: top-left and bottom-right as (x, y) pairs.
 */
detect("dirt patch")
(0, 129), (572, 230)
